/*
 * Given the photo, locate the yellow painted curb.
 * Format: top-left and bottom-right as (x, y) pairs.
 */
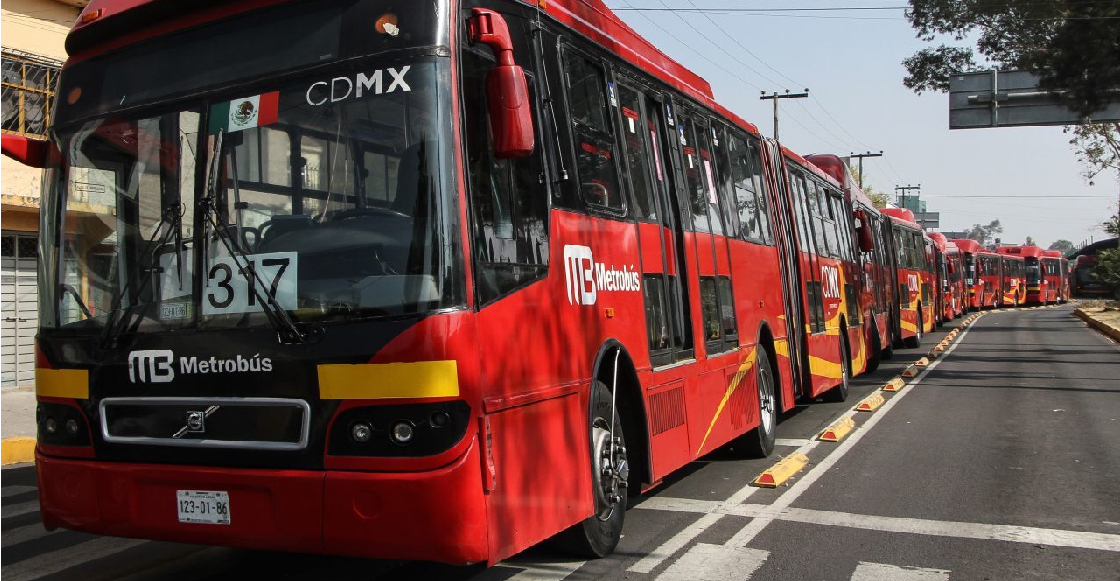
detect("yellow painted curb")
(753, 452), (809, 488)
(856, 392), (886, 412)
(1, 437), (36, 466)
(901, 364), (921, 378)
(882, 377), (906, 392)
(818, 416), (856, 442)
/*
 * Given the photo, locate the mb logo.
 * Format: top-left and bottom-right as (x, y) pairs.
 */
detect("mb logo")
(128, 350), (175, 383)
(564, 245), (597, 306)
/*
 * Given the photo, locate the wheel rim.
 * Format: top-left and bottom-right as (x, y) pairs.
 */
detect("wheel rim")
(758, 361), (775, 434)
(590, 418), (627, 521)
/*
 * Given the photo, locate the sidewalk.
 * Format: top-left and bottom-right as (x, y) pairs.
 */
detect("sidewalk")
(1, 386), (37, 465)
(1074, 305), (1120, 342)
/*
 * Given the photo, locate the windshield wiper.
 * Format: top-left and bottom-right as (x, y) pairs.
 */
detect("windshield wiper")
(99, 203), (185, 350)
(201, 130), (310, 345)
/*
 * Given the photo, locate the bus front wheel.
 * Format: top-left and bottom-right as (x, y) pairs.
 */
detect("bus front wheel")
(739, 347), (777, 458)
(554, 380), (628, 558)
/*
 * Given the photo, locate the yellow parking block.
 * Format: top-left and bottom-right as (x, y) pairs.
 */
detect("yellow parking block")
(914, 357), (930, 367)
(856, 392), (886, 412)
(1, 437), (36, 466)
(926, 348), (940, 360)
(818, 416), (856, 442)
(901, 364), (921, 378)
(882, 377), (906, 392)
(752, 452), (809, 488)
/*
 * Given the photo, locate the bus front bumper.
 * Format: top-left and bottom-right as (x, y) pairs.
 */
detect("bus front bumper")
(34, 439), (489, 564)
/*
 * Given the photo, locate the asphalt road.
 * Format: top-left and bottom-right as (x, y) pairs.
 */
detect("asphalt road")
(4, 305), (1118, 581)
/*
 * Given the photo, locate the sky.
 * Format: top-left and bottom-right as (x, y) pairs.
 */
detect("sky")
(600, 0), (1118, 249)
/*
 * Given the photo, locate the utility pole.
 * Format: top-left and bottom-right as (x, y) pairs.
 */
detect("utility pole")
(895, 184), (921, 211)
(760, 89), (809, 143)
(849, 151), (883, 189)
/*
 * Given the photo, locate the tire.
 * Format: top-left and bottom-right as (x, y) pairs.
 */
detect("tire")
(552, 380), (628, 558)
(739, 347), (777, 458)
(823, 335), (851, 403)
(903, 310), (923, 348)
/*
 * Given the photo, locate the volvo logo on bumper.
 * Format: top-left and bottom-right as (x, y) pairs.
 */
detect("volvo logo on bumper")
(173, 405), (220, 438)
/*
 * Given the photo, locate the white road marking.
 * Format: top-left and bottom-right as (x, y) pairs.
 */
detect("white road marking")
(775, 438), (812, 447)
(2, 485), (36, 498)
(851, 561), (950, 581)
(656, 543), (768, 581)
(503, 558), (586, 581)
(724, 318), (981, 548)
(1, 522), (55, 548)
(2, 499), (39, 519)
(0, 537), (146, 581)
(629, 513), (722, 574)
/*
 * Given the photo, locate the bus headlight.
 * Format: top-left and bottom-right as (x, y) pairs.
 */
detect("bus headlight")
(351, 422), (373, 443)
(390, 421), (414, 444)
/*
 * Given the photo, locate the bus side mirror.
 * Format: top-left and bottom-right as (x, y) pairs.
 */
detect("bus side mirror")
(855, 210), (874, 253)
(2, 134), (52, 168)
(468, 8), (535, 159)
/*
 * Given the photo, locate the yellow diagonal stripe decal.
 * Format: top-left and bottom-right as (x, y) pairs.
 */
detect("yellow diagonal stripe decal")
(696, 347), (757, 455)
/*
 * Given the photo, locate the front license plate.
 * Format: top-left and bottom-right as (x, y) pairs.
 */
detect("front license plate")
(176, 490), (230, 525)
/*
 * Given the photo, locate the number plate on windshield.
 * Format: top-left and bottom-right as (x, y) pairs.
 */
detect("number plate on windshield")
(176, 490), (230, 525)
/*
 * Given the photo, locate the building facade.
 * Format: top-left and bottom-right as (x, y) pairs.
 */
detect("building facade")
(1, 0), (85, 387)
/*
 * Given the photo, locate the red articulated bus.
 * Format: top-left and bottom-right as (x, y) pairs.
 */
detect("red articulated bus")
(805, 153), (897, 373)
(1041, 250), (1067, 303)
(952, 239), (1001, 310)
(881, 208), (934, 347)
(999, 246), (1051, 305)
(927, 232), (963, 322)
(1073, 254), (1109, 298)
(996, 248), (1028, 307)
(7, 0), (891, 566)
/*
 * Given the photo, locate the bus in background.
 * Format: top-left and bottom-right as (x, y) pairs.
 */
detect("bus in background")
(881, 208), (933, 348)
(771, 148), (868, 402)
(1074, 254), (1110, 298)
(928, 232), (963, 321)
(1000, 246), (1049, 305)
(804, 153), (895, 372)
(3, 0), (897, 564)
(997, 249), (1028, 307)
(1042, 250), (1067, 303)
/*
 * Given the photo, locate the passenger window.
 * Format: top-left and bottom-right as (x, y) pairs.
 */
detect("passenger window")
(728, 134), (760, 241)
(643, 275), (670, 352)
(694, 120), (724, 236)
(564, 52), (623, 211)
(712, 126), (739, 238)
(679, 116), (710, 232)
(718, 276), (737, 343)
(616, 84), (657, 221)
(463, 49), (549, 304)
(747, 138), (772, 243)
(700, 277), (720, 342)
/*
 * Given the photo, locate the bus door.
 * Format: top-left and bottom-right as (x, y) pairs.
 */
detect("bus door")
(758, 140), (808, 399)
(629, 92), (694, 364)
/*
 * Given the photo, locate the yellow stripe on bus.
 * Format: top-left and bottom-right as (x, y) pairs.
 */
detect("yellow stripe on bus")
(696, 347), (757, 455)
(35, 368), (89, 399)
(317, 361), (459, 400)
(808, 355), (844, 381)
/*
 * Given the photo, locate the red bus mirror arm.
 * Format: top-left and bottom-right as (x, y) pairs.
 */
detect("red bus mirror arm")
(2, 134), (53, 168)
(467, 8), (535, 159)
(855, 210), (874, 253)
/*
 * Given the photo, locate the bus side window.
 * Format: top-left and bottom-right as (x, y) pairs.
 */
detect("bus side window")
(712, 125), (739, 238)
(678, 114), (711, 233)
(462, 48), (549, 305)
(615, 84), (658, 221)
(563, 51), (624, 213)
(727, 133), (761, 242)
(747, 137), (772, 244)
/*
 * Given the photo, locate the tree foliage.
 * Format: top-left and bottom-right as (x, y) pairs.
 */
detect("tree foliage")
(966, 219), (1003, 246)
(1093, 248), (1120, 299)
(850, 167), (891, 208)
(1048, 239), (1075, 254)
(1067, 123), (1120, 181)
(903, 0), (1120, 116)
(1025, 236), (1036, 246)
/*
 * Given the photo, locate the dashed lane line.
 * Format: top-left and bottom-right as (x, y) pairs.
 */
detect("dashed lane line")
(0, 537), (147, 581)
(2, 499), (40, 519)
(1, 522), (55, 548)
(851, 562), (950, 581)
(656, 543), (769, 581)
(2, 485), (36, 499)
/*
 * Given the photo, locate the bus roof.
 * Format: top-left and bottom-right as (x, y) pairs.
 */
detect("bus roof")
(1042, 250), (1064, 258)
(68, 0), (763, 139)
(950, 238), (980, 253)
(802, 154), (878, 209)
(997, 245), (1045, 258)
(881, 207), (921, 230)
(926, 231), (949, 253)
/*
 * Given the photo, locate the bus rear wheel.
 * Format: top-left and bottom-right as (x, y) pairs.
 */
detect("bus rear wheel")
(553, 380), (628, 558)
(739, 347), (777, 458)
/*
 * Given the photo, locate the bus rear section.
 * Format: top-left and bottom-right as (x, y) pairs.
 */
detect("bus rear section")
(1001, 246), (1048, 305)
(997, 251), (1027, 307)
(882, 209), (933, 348)
(1042, 250), (1065, 303)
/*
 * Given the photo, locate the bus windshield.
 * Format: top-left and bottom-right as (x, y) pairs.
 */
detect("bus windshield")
(1025, 258), (1041, 284)
(42, 56), (462, 332)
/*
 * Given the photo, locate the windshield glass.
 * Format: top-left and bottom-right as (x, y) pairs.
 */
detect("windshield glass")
(42, 56), (462, 331)
(1025, 258), (1041, 284)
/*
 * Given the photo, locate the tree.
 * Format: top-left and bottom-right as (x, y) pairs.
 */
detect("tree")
(1093, 248), (1120, 299)
(1048, 239), (1075, 254)
(1103, 208), (1120, 237)
(1025, 236), (1036, 247)
(966, 219), (1003, 246)
(1067, 123), (1120, 182)
(903, 1), (1120, 116)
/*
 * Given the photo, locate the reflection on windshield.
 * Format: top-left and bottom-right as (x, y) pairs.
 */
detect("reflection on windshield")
(43, 58), (463, 331)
